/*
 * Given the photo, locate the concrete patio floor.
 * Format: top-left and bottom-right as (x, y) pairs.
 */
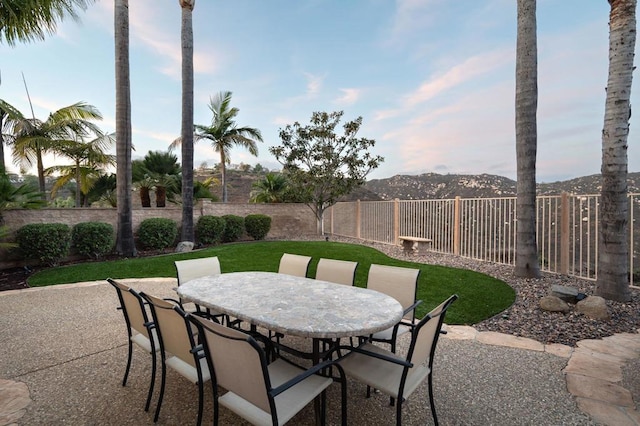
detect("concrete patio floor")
(0, 278), (638, 425)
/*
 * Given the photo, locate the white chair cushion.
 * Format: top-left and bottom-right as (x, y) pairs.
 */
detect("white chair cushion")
(166, 354), (210, 384)
(131, 329), (159, 353)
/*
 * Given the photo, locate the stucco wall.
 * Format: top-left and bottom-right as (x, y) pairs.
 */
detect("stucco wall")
(1, 201), (317, 267)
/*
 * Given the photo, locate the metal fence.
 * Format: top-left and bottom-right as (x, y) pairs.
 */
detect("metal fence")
(327, 193), (639, 285)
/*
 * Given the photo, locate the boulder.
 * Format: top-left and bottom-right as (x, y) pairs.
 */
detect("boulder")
(175, 241), (194, 253)
(540, 295), (570, 313)
(576, 296), (610, 320)
(551, 284), (579, 303)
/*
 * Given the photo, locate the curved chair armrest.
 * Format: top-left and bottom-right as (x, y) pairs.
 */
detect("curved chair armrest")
(402, 299), (423, 317)
(269, 358), (335, 398)
(335, 345), (413, 368)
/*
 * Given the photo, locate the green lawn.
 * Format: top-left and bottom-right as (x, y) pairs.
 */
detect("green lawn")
(28, 240), (515, 325)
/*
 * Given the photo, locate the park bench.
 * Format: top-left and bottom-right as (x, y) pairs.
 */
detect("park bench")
(398, 236), (433, 256)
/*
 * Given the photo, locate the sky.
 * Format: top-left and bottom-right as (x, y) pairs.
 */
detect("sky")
(1, 0), (638, 183)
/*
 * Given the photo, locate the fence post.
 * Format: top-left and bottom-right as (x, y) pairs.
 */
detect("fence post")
(454, 196), (461, 255)
(394, 198), (400, 244)
(560, 192), (570, 275)
(356, 199), (361, 239)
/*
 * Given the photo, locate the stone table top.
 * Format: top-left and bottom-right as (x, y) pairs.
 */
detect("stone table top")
(177, 271), (404, 339)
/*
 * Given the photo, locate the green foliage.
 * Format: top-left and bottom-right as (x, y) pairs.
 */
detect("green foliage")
(221, 214), (244, 242)
(137, 218), (178, 250)
(249, 173), (289, 203)
(196, 215), (226, 245)
(72, 222), (114, 259)
(0, 173), (46, 220)
(244, 214), (271, 240)
(270, 111), (384, 232)
(51, 196), (75, 208)
(16, 223), (71, 266)
(0, 225), (17, 250)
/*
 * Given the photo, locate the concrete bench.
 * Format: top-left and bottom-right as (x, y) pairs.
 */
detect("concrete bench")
(398, 236), (433, 256)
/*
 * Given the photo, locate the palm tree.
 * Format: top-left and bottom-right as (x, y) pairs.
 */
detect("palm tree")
(0, 172), (46, 225)
(0, 0), (95, 46)
(514, 0), (540, 278)
(45, 133), (116, 207)
(250, 173), (289, 203)
(114, 0), (136, 257)
(9, 102), (103, 196)
(596, 0), (636, 302)
(179, 0), (195, 242)
(133, 151), (182, 208)
(173, 91), (263, 202)
(0, 99), (27, 174)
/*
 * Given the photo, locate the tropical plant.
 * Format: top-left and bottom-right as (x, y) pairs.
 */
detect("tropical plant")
(45, 132), (116, 207)
(0, 0), (95, 46)
(249, 173), (289, 203)
(132, 151), (181, 208)
(114, 0), (136, 257)
(270, 111), (383, 234)
(0, 99), (26, 174)
(172, 91), (263, 202)
(193, 177), (219, 201)
(0, 173), (46, 225)
(514, 0), (540, 278)
(9, 102), (104, 196)
(179, 0), (196, 243)
(85, 173), (117, 206)
(596, 0), (636, 302)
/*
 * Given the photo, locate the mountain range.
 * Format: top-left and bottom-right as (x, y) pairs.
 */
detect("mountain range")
(217, 170), (640, 202)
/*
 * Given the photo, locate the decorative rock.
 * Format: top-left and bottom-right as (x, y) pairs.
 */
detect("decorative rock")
(576, 296), (610, 320)
(540, 295), (571, 312)
(551, 284), (579, 303)
(175, 241), (194, 253)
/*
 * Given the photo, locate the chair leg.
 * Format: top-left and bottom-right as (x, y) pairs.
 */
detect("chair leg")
(196, 380), (204, 426)
(153, 360), (167, 423)
(122, 340), (133, 386)
(428, 373), (438, 426)
(212, 380), (219, 426)
(144, 349), (157, 412)
(395, 398), (403, 426)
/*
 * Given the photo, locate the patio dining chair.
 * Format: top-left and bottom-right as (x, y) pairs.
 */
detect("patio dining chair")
(366, 264), (422, 353)
(337, 294), (458, 426)
(315, 258), (358, 286)
(107, 278), (159, 412)
(188, 314), (348, 426)
(278, 253), (312, 277)
(175, 256), (226, 323)
(141, 292), (213, 425)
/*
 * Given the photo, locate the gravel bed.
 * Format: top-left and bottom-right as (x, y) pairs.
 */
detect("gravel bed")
(317, 235), (640, 347)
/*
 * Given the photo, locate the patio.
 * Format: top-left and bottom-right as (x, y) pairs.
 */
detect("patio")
(0, 278), (632, 425)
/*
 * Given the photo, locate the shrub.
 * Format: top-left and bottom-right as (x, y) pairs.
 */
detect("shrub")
(221, 214), (245, 243)
(72, 222), (114, 259)
(244, 214), (271, 240)
(137, 218), (178, 250)
(196, 215), (225, 245)
(16, 223), (71, 266)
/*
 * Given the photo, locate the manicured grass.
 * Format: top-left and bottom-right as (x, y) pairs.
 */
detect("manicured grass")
(28, 240), (515, 325)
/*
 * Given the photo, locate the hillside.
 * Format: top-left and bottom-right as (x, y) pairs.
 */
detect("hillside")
(198, 170), (640, 202)
(365, 172), (640, 201)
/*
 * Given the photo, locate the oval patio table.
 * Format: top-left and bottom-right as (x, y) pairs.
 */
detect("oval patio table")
(176, 271), (404, 341)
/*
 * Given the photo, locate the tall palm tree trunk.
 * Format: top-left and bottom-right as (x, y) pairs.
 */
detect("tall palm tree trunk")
(36, 148), (46, 197)
(75, 160), (81, 207)
(514, 0), (540, 278)
(180, 0), (195, 242)
(596, 0), (636, 302)
(220, 152), (228, 202)
(0, 111), (6, 174)
(114, 0), (136, 257)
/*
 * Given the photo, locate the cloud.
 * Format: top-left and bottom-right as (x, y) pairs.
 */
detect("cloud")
(304, 72), (324, 97)
(387, 0), (442, 45)
(334, 88), (361, 106)
(404, 49), (512, 107)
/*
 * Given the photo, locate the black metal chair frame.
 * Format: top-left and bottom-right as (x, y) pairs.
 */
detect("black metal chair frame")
(189, 315), (348, 426)
(107, 278), (157, 412)
(141, 292), (213, 425)
(338, 294), (458, 426)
